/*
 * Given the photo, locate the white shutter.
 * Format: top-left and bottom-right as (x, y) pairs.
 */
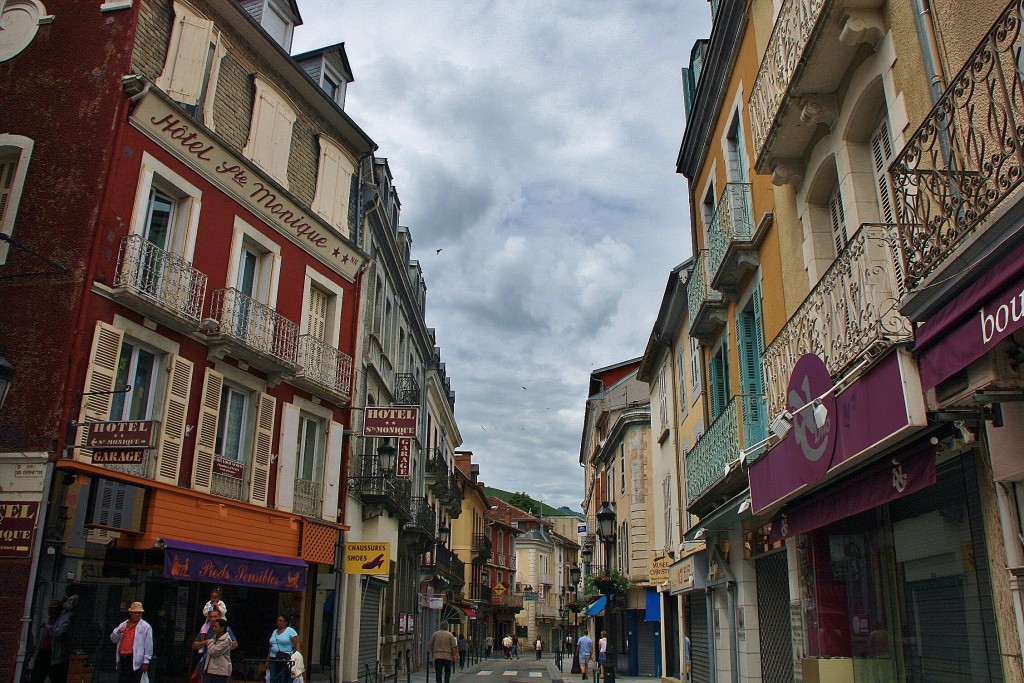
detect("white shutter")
(277, 402), (300, 512)
(322, 420), (344, 522)
(872, 120), (896, 224)
(155, 354), (193, 484)
(76, 322), (124, 464)
(157, 2), (214, 105)
(311, 136), (341, 225)
(191, 368), (223, 493)
(829, 185), (847, 255)
(201, 35), (227, 128)
(269, 100), (296, 186)
(243, 87), (276, 168)
(307, 286), (329, 341)
(249, 391), (276, 506)
(0, 158), (18, 225)
(243, 77), (295, 188)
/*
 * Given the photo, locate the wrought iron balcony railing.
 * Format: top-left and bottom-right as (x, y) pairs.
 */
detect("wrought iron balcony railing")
(293, 477), (323, 518)
(760, 223), (911, 418)
(891, 0), (1024, 296)
(112, 234), (208, 326)
(404, 497), (436, 540)
(470, 582), (493, 602)
(493, 593), (524, 610)
(707, 183), (757, 294)
(207, 288), (299, 371)
(472, 533), (492, 562)
(347, 456), (412, 521)
(295, 335), (353, 402)
(423, 543), (465, 586)
(394, 372), (421, 406)
(685, 396), (751, 511)
(687, 251), (727, 345)
(212, 458), (246, 502)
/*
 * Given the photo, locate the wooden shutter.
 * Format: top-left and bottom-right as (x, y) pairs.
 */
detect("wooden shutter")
(0, 157), (18, 225)
(829, 186), (847, 255)
(249, 391), (276, 506)
(872, 119), (896, 223)
(322, 420), (344, 521)
(307, 286), (329, 342)
(76, 322), (125, 463)
(191, 368), (223, 493)
(159, 2), (214, 105)
(312, 136), (341, 225)
(277, 402), (300, 512)
(269, 99), (296, 186)
(155, 354), (193, 485)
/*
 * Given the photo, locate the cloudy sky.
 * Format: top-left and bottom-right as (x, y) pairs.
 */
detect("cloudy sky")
(293, 2), (710, 510)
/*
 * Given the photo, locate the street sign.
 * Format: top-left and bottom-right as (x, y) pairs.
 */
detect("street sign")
(524, 591), (539, 601)
(493, 583), (506, 596)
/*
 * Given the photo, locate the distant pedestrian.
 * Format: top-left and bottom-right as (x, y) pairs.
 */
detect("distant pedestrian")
(598, 631), (608, 678)
(484, 635), (493, 658)
(457, 634), (469, 670)
(428, 623), (458, 683)
(502, 634), (512, 659)
(511, 635), (519, 659)
(110, 602), (153, 683)
(534, 637), (544, 660)
(565, 634), (574, 653)
(577, 633), (593, 679)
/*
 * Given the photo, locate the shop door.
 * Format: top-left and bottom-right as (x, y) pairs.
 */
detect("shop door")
(636, 620), (659, 676)
(688, 594), (711, 683)
(665, 596), (679, 678)
(756, 551), (794, 683)
(358, 580), (383, 674)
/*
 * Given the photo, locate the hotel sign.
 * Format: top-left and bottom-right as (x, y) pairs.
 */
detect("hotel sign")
(363, 408), (419, 437)
(86, 421), (155, 449)
(0, 501), (39, 558)
(130, 94), (366, 282)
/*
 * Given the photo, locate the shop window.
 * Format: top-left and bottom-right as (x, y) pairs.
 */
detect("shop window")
(0, 135), (33, 264)
(156, 1), (225, 128)
(243, 75), (296, 188)
(311, 134), (356, 230)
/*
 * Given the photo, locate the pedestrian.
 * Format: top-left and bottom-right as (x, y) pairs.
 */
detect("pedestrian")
(501, 634), (512, 659)
(193, 609), (238, 682)
(267, 615), (300, 683)
(534, 637), (544, 660)
(457, 634), (469, 670)
(31, 598), (71, 683)
(201, 619), (232, 683)
(598, 631), (608, 678)
(576, 633), (593, 680)
(484, 635), (493, 658)
(288, 651), (305, 683)
(200, 589), (227, 634)
(428, 622), (458, 683)
(110, 601), (153, 683)
(511, 634), (519, 659)
(565, 634), (574, 653)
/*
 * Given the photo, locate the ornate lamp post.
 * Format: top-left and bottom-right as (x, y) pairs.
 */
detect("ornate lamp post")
(595, 501), (617, 683)
(376, 439), (397, 474)
(569, 564), (582, 674)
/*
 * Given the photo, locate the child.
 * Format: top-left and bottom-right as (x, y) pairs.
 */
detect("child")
(200, 589), (227, 634)
(289, 651), (305, 683)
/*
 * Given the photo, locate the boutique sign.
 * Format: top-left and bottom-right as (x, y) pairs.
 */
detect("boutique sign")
(163, 539), (307, 591)
(130, 94), (365, 282)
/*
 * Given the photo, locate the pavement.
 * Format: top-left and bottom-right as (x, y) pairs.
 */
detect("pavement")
(438, 654), (659, 683)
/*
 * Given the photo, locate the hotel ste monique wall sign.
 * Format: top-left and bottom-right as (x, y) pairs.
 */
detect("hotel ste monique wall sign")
(86, 420), (156, 465)
(362, 407), (419, 437)
(130, 94), (365, 282)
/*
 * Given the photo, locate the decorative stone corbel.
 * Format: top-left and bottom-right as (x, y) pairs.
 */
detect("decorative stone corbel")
(839, 9), (885, 48)
(797, 94), (837, 128)
(771, 159), (804, 187)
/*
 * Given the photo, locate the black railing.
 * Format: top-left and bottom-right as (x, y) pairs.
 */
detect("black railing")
(472, 533), (492, 562)
(393, 372), (421, 406)
(348, 456), (412, 520)
(423, 543), (465, 586)
(404, 497), (436, 539)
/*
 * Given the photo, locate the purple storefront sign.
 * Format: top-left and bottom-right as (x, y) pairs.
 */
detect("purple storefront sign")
(163, 539), (307, 591)
(916, 238), (1024, 390)
(750, 352), (918, 514)
(767, 441), (935, 542)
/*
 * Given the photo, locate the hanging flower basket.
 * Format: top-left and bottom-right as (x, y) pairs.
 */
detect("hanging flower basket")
(585, 569), (631, 596)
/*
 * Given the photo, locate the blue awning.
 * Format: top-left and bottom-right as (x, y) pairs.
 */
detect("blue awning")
(584, 595), (607, 616)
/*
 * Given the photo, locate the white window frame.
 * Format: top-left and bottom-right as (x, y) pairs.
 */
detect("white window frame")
(214, 380), (252, 462)
(0, 134), (34, 264)
(243, 74), (296, 188)
(129, 153), (201, 260)
(110, 338), (163, 422)
(259, 0), (294, 51)
(321, 63), (347, 107)
(689, 335), (702, 402)
(226, 216), (281, 307)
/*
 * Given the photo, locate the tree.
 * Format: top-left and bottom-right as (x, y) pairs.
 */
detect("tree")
(508, 491), (541, 515)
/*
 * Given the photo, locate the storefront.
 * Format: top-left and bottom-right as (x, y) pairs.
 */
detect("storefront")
(668, 551), (709, 683)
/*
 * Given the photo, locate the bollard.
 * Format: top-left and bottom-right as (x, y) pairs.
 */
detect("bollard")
(405, 649), (412, 683)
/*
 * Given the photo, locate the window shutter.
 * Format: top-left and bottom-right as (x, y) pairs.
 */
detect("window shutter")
(872, 120), (896, 224)
(158, 3), (214, 105)
(191, 368), (223, 493)
(201, 35), (227, 128)
(249, 391), (276, 506)
(277, 402), (300, 513)
(347, 171), (359, 235)
(322, 420), (344, 521)
(76, 322), (125, 464)
(312, 136), (341, 225)
(0, 158), (18, 225)
(709, 355), (723, 418)
(244, 78), (295, 188)
(155, 354), (193, 485)
(307, 286), (329, 341)
(269, 102), (296, 187)
(829, 186), (847, 255)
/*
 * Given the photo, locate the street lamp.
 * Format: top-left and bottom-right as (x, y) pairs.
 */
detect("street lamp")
(437, 523), (450, 544)
(581, 546), (593, 575)
(376, 440), (397, 474)
(595, 501), (617, 683)
(0, 348), (15, 411)
(569, 564), (581, 589)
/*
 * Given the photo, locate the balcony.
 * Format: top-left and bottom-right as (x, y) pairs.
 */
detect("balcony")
(472, 533), (492, 563)
(891, 0), (1024, 307)
(707, 184), (759, 297)
(347, 456), (412, 521)
(293, 335), (353, 404)
(760, 223), (911, 419)
(206, 288), (299, 376)
(393, 372), (421, 406)
(366, 333), (394, 388)
(425, 455), (463, 517)
(423, 543), (465, 587)
(492, 593), (524, 610)
(211, 457), (247, 502)
(687, 251), (727, 345)
(749, 0), (884, 174)
(293, 477), (323, 518)
(403, 497), (436, 549)
(685, 396), (761, 517)
(111, 235), (207, 332)
(470, 582), (493, 602)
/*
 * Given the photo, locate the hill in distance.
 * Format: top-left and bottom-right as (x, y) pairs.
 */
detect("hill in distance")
(485, 487), (582, 517)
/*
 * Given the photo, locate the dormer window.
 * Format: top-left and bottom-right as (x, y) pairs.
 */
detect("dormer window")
(292, 44), (354, 110)
(241, 0), (301, 52)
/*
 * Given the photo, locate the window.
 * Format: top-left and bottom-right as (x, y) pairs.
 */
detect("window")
(658, 366), (668, 429)
(227, 217), (281, 305)
(296, 412), (326, 481)
(260, 0), (294, 50)
(0, 135), (33, 264)
(871, 119), (896, 223)
(689, 336), (702, 400)
(156, 1), (224, 128)
(243, 76), (296, 188)
(737, 286), (767, 445)
(620, 444), (626, 495)
(829, 183), (847, 255)
(130, 153), (201, 257)
(709, 337), (730, 419)
(724, 110), (750, 185)
(311, 135), (356, 230)
(677, 347), (688, 420)
(663, 475), (673, 550)
(215, 383), (250, 461)
(110, 340), (160, 421)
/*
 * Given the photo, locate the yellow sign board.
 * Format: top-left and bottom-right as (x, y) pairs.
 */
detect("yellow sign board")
(344, 542), (391, 575)
(649, 555), (672, 584)
(493, 583), (506, 596)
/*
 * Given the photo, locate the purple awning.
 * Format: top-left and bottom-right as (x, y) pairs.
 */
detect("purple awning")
(163, 538), (307, 591)
(768, 440), (935, 543)
(915, 238), (1024, 390)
